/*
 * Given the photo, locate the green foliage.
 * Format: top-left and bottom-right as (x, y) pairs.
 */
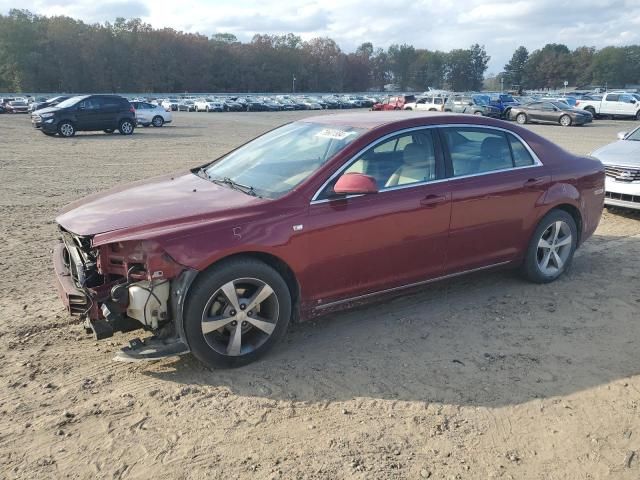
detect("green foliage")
(503, 46), (528, 88)
(506, 43), (640, 90)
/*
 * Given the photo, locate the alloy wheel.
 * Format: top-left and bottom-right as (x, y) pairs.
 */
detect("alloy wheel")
(120, 121), (133, 134)
(201, 278), (279, 356)
(59, 122), (74, 137)
(536, 220), (573, 276)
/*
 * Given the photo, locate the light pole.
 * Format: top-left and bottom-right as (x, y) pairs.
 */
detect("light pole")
(563, 80), (568, 97)
(292, 74), (296, 93)
(500, 77), (504, 93)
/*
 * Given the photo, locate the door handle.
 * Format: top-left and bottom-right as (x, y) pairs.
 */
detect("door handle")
(420, 194), (447, 207)
(523, 177), (545, 187)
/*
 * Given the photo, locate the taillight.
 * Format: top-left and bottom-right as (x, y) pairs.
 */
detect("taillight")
(575, 101), (580, 106)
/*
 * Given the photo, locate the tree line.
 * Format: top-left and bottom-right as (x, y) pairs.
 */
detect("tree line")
(0, 9), (638, 94)
(0, 9), (489, 93)
(497, 43), (640, 91)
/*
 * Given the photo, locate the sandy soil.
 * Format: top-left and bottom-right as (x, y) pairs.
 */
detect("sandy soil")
(1, 111), (639, 480)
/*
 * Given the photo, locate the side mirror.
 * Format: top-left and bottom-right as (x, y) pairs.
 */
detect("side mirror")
(468, 102), (474, 106)
(334, 173), (378, 195)
(617, 131), (628, 140)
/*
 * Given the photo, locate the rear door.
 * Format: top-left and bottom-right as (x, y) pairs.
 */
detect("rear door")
(439, 126), (550, 273)
(602, 93), (620, 115)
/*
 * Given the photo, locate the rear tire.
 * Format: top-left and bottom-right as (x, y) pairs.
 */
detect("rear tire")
(521, 210), (577, 284)
(184, 258), (292, 368)
(118, 119), (134, 135)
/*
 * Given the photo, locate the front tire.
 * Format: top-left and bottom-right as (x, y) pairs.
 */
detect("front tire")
(118, 119), (134, 135)
(58, 121), (75, 137)
(516, 113), (527, 124)
(559, 114), (572, 127)
(184, 258), (292, 368)
(152, 115), (164, 127)
(521, 210), (577, 283)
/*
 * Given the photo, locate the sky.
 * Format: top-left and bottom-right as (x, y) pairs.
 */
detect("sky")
(2, 0), (640, 73)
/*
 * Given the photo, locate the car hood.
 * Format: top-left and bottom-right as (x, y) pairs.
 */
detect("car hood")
(56, 172), (267, 241)
(33, 106), (60, 115)
(591, 140), (640, 167)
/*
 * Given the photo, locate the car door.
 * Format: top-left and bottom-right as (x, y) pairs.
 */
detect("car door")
(136, 103), (151, 123)
(301, 128), (452, 307)
(439, 126), (550, 273)
(539, 102), (559, 123)
(602, 93), (620, 115)
(75, 97), (103, 130)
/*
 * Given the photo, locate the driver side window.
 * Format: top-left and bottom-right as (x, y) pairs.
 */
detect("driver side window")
(320, 130), (439, 199)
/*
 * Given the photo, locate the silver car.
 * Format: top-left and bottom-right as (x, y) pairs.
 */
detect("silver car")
(591, 126), (640, 211)
(131, 101), (173, 127)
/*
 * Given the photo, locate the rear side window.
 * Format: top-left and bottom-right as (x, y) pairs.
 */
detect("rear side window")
(442, 127), (513, 176)
(507, 133), (535, 167)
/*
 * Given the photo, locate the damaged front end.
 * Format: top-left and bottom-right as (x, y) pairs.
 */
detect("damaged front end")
(53, 227), (193, 360)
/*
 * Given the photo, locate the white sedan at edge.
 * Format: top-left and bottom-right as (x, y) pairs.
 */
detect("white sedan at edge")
(590, 125), (640, 211)
(131, 101), (173, 127)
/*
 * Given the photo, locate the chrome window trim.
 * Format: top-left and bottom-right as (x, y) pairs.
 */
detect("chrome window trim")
(310, 123), (543, 205)
(313, 260), (511, 310)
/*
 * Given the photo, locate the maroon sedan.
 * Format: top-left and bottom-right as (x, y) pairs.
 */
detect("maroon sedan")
(53, 112), (605, 367)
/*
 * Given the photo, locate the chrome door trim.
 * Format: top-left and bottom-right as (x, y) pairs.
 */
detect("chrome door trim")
(310, 123), (543, 204)
(313, 260), (512, 311)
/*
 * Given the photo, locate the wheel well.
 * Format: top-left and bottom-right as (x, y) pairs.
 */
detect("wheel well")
(199, 252), (301, 320)
(553, 204), (582, 244)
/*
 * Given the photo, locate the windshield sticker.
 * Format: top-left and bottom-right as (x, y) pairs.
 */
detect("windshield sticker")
(315, 128), (356, 140)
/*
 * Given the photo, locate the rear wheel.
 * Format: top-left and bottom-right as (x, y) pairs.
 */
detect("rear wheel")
(184, 258), (291, 368)
(559, 114), (572, 127)
(152, 115), (164, 127)
(585, 107), (596, 117)
(58, 121), (75, 137)
(474, 111), (483, 116)
(118, 119), (134, 135)
(636, 111), (640, 121)
(521, 210), (577, 283)
(516, 113), (527, 124)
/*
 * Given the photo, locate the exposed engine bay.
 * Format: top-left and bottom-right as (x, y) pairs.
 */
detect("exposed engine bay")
(55, 227), (191, 360)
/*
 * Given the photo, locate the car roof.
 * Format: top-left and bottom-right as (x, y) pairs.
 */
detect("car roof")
(299, 111), (508, 130)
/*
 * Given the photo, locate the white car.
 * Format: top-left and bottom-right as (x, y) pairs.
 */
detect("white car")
(161, 98), (179, 111)
(131, 101), (172, 127)
(591, 126), (640, 211)
(194, 98), (224, 112)
(404, 95), (447, 111)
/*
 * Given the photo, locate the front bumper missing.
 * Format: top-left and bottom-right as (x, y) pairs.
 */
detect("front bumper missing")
(54, 241), (191, 361)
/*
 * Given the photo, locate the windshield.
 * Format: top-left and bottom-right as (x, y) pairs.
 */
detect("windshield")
(56, 96), (84, 108)
(626, 127), (640, 141)
(204, 122), (365, 199)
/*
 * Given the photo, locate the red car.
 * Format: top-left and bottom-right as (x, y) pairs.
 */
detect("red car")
(372, 95), (416, 111)
(53, 112), (605, 367)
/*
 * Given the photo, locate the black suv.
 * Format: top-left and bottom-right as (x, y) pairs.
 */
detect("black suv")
(31, 95), (136, 137)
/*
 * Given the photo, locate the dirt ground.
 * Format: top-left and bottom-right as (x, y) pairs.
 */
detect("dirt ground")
(1, 111), (640, 480)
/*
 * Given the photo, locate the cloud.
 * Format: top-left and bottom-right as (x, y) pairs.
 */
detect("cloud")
(1, 0), (639, 72)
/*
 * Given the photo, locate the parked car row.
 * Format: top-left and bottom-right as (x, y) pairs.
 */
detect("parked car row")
(151, 94), (378, 112)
